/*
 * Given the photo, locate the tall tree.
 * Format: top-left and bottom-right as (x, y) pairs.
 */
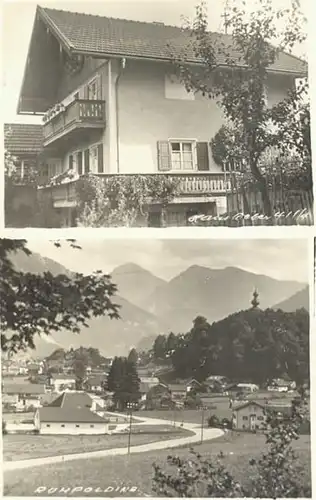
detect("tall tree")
(107, 357), (140, 410)
(172, 0), (309, 217)
(127, 348), (138, 365)
(0, 239), (120, 353)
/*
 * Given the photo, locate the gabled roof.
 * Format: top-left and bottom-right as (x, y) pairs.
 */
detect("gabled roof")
(4, 123), (43, 155)
(38, 6), (307, 76)
(38, 406), (107, 423)
(48, 391), (92, 409)
(232, 400), (265, 411)
(2, 383), (45, 395)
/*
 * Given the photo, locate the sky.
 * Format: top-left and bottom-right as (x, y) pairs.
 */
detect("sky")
(2, 0), (309, 124)
(26, 237), (308, 283)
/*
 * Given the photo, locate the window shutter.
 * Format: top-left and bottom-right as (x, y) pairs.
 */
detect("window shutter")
(157, 141), (171, 171)
(69, 154), (73, 170)
(196, 142), (210, 171)
(84, 149), (90, 173)
(97, 144), (103, 173)
(77, 151), (83, 175)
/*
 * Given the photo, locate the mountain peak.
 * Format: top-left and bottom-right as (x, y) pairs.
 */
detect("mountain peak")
(111, 262), (150, 276)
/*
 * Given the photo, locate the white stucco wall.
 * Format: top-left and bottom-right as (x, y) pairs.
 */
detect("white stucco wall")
(39, 422), (109, 435)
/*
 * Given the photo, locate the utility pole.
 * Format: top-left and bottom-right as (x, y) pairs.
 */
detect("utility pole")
(200, 406), (206, 444)
(127, 402), (133, 454)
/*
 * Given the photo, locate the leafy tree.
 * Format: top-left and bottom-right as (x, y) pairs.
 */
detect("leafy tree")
(151, 306), (309, 387)
(107, 356), (140, 410)
(153, 335), (168, 361)
(171, 0), (309, 217)
(153, 393), (310, 497)
(127, 348), (138, 365)
(0, 239), (120, 353)
(73, 359), (86, 390)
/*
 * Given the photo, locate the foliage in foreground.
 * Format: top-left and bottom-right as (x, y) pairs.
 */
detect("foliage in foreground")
(171, 0), (310, 217)
(0, 239), (120, 353)
(153, 394), (310, 497)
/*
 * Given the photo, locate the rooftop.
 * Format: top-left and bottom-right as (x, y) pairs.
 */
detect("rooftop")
(48, 391), (93, 409)
(38, 406), (108, 423)
(38, 6), (307, 75)
(4, 123), (43, 155)
(2, 383), (45, 395)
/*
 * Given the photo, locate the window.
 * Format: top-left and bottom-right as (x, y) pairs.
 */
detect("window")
(74, 92), (79, 100)
(46, 424), (50, 427)
(242, 416), (248, 421)
(170, 141), (195, 170)
(90, 146), (98, 173)
(90, 425), (94, 428)
(75, 424), (80, 428)
(61, 424), (65, 428)
(86, 77), (100, 100)
(257, 416), (264, 421)
(88, 144), (103, 173)
(165, 74), (195, 100)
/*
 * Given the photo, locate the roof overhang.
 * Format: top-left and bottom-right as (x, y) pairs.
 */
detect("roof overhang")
(17, 6), (72, 115)
(18, 6), (307, 115)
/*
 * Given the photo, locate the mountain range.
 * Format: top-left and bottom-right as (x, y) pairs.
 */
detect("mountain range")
(7, 249), (309, 358)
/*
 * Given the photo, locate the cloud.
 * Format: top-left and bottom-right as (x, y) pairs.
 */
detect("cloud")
(27, 237), (308, 283)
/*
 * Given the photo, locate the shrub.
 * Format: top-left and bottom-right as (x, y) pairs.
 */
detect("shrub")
(153, 393), (310, 497)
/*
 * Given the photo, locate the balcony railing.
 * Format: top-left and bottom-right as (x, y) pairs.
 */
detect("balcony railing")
(43, 99), (106, 146)
(41, 172), (230, 207)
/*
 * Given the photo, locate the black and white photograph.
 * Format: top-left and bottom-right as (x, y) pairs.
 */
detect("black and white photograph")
(1, 237), (311, 496)
(3, 0), (313, 228)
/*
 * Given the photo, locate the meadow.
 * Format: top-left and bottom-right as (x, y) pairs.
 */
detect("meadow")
(3, 431), (311, 497)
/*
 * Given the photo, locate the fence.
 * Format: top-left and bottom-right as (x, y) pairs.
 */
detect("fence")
(189, 158), (313, 226)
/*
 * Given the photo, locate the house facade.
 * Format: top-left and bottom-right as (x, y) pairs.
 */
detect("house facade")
(49, 375), (76, 393)
(2, 383), (45, 411)
(16, 6), (306, 227)
(232, 401), (266, 431)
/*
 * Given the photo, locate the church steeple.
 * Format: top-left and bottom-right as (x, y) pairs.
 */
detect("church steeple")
(251, 289), (259, 309)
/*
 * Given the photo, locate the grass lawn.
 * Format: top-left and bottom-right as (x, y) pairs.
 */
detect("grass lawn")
(3, 425), (193, 462)
(3, 432), (311, 497)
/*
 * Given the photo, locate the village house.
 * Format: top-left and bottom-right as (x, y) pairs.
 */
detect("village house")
(35, 406), (110, 434)
(35, 391), (128, 434)
(232, 400), (292, 431)
(2, 383), (45, 411)
(139, 376), (160, 388)
(49, 374), (76, 393)
(267, 378), (296, 392)
(4, 123), (43, 227)
(84, 375), (106, 393)
(168, 384), (187, 402)
(232, 401), (267, 431)
(185, 378), (204, 393)
(16, 6), (306, 227)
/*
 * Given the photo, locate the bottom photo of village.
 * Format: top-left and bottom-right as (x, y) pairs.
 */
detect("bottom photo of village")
(1, 237), (311, 497)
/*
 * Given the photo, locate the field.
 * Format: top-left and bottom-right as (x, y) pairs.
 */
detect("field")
(140, 402), (232, 423)
(3, 425), (193, 461)
(3, 431), (311, 497)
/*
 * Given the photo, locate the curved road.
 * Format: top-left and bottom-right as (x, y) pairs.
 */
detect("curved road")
(4, 414), (224, 471)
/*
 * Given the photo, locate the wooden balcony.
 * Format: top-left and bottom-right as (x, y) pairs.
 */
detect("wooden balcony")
(40, 172), (230, 208)
(43, 99), (106, 148)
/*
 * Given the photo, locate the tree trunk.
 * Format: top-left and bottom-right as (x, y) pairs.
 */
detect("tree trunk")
(249, 159), (273, 219)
